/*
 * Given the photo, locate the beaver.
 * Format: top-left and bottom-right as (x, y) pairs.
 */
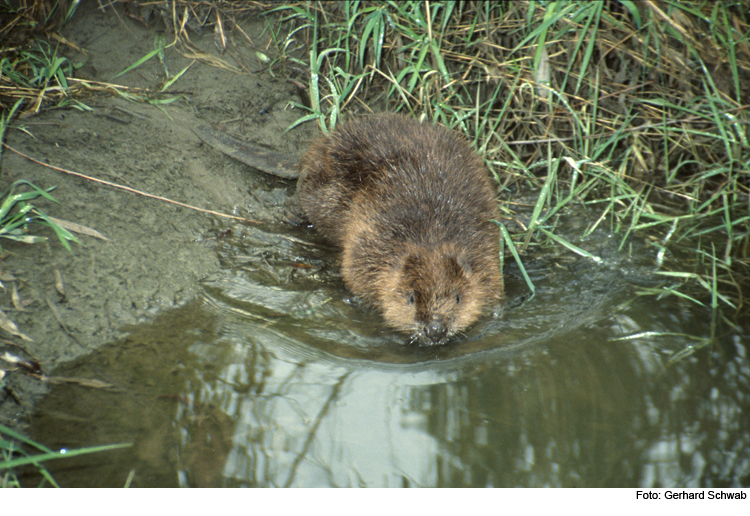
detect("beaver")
(193, 114), (503, 345)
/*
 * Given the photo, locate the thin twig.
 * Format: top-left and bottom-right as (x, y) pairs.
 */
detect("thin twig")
(2, 143), (260, 224)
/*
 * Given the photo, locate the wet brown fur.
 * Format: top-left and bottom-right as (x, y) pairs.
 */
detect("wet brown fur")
(297, 114), (502, 345)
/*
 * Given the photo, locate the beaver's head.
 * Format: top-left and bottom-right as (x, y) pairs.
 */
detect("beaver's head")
(376, 243), (502, 345)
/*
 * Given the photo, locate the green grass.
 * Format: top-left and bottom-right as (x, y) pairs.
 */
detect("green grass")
(0, 39), (87, 112)
(0, 420), (131, 488)
(0, 180), (80, 253)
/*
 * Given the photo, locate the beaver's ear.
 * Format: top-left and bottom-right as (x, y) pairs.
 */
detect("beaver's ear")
(448, 254), (473, 277)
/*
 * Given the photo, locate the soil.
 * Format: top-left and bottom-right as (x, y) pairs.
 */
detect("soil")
(0, 1), (317, 431)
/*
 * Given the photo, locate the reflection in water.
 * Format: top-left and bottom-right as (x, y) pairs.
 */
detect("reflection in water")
(26, 275), (750, 487)
(24, 215), (750, 487)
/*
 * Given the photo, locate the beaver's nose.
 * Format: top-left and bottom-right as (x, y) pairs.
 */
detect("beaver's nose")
(424, 320), (447, 344)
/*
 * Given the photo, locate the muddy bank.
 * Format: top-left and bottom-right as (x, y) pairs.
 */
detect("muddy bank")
(0, 2), (315, 429)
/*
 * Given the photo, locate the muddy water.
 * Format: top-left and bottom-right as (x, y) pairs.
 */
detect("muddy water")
(24, 208), (750, 487)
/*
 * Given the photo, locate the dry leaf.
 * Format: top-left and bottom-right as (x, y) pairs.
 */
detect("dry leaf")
(214, 10), (227, 54)
(48, 376), (116, 389)
(0, 351), (16, 364)
(11, 283), (23, 311)
(1, 351), (42, 374)
(0, 308), (33, 342)
(54, 269), (65, 297)
(535, 45), (550, 98)
(47, 216), (110, 241)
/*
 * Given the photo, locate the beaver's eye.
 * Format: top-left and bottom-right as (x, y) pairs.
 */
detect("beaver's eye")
(455, 294), (461, 304)
(406, 292), (416, 305)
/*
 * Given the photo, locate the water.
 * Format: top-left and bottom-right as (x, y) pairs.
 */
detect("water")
(24, 208), (750, 487)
